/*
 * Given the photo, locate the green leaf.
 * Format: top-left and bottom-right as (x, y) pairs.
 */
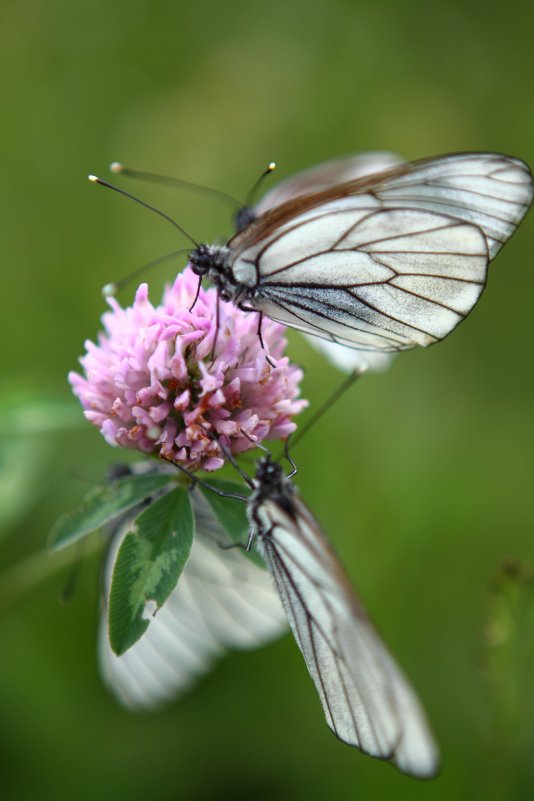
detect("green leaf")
(200, 480), (264, 568)
(108, 487), (194, 655)
(49, 472), (176, 551)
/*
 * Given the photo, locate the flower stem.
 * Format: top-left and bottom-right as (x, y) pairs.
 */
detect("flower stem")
(0, 535), (102, 615)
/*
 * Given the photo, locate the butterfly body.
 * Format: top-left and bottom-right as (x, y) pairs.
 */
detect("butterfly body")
(247, 457), (297, 527)
(189, 152), (533, 353)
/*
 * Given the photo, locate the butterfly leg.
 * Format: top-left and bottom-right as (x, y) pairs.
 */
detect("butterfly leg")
(188, 275), (202, 312)
(160, 453), (248, 502)
(208, 293), (221, 364)
(239, 304), (276, 368)
(218, 536), (254, 553)
(256, 311), (277, 368)
(283, 439), (298, 478)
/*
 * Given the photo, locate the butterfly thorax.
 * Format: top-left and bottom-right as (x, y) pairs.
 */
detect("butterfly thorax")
(247, 457), (297, 546)
(189, 244), (249, 303)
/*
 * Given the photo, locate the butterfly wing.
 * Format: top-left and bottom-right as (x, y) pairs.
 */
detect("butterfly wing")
(254, 494), (438, 777)
(254, 152), (404, 216)
(252, 152), (404, 368)
(229, 153), (532, 352)
(99, 488), (287, 709)
(234, 204), (489, 351)
(367, 152), (534, 258)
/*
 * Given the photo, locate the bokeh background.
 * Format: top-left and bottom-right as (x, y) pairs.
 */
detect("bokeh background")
(1, 1), (534, 799)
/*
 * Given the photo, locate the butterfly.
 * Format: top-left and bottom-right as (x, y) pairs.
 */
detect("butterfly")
(99, 480), (287, 709)
(241, 454), (439, 777)
(189, 152), (533, 353)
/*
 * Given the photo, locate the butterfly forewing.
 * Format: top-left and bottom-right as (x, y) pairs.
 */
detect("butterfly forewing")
(232, 152), (533, 255)
(99, 488), (287, 709)
(369, 153), (533, 258)
(223, 153), (532, 354)
(236, 205), (488, 351)
(253, 492), (439, 777)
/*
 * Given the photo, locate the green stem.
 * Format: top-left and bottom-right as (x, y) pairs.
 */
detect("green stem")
(0, 535), (103, 614)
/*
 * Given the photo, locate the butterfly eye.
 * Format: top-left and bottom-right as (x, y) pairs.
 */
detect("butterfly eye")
(189, 246), (212, 276)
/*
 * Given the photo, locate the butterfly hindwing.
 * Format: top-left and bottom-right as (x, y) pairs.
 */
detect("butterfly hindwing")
(253, 152), (404, 217)
(99, 487), (287, 709)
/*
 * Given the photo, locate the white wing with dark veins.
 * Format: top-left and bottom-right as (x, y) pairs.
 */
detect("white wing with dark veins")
(253, 152), (404, 370)
(254, 494), (439, 778)
(369, 152), (533, 258)
(230, 153), (532, 353)
(239, 206), (488, 351)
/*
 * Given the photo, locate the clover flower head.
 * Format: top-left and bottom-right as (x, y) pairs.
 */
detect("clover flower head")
(69, 267), (307, 471)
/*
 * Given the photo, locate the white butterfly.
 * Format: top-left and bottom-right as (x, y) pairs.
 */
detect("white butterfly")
(99, 486), (287, 709)
(190, 152), (533, 354)
(246, 456), (439, 778)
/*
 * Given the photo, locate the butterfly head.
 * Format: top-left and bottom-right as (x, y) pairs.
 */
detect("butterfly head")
(189, 243), (216, 276)
(255, 456), (285, 490)
(189, 244), (243, 302)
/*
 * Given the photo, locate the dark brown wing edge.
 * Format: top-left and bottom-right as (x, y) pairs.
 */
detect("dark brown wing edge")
(228, 152), (533, 250)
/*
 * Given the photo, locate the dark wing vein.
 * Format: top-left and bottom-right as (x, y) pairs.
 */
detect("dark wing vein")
(266, 293), (414, 350)
(265, 536), (376, 748)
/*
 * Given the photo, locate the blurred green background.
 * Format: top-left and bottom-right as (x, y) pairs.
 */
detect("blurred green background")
(1, 0), (534, 799)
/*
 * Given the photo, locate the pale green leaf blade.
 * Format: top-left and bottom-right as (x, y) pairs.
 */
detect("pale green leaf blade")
(199, 480), (264, 568)
(108, 487), (194, 655)
(49, 472), (176, 551)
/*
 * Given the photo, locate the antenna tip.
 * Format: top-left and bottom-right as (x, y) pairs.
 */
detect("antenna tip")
(268, 162), (276, 171)
(110, 162), (123, 174)
(88, 174), (99, 183)
(102, 283), (117, 297)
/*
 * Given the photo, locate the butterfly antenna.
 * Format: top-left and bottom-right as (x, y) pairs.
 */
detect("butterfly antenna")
(160, 455), (248, 502)
(102, 248), (191, 297)
(88, 175), (199, 248)
(200, 426), (255, 488)
(242, 162), (277, 210)
(110, 162), (242, 209)
(239, 428), (272, 457)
